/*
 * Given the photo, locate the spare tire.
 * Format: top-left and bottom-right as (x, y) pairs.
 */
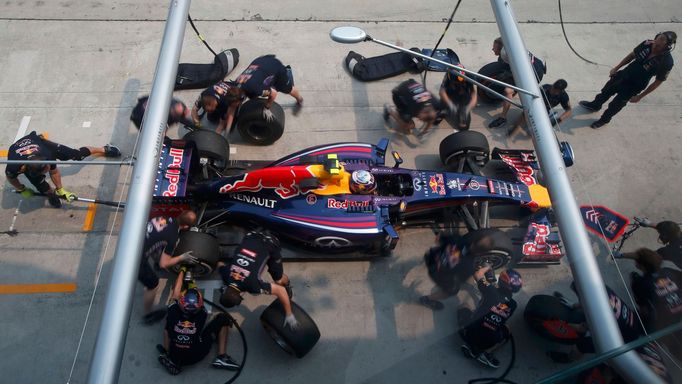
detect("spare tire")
(439, 131), (490, 169)
(171, 231), (221, 277)
(236, 99), (285, 145)
(260, 299), (320, 358)
(476, 61), (513, 104)
(524, 294), (583, 344)
(465, 228), (513, 270)
(182, 129), (229, 177)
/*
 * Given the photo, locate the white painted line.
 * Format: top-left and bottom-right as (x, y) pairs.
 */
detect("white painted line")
(13, 116), (32, 142)
(82, 121), (92, 128)
(229, 147), (237, 154)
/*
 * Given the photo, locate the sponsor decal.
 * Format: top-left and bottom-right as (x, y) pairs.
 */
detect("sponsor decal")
(162, 147), (185, 197)
(429, 176), (438, 193)
(522, 223), (561, 256)
(239, 248), (257, 258)
(436, 174), (445, 195)
(499, 152), (537, 186)
(219, 166), (316, 199)
(413, 178), (422, 191)
(327, 198), (370, 209)
(313, 236), (353, 248)
(16, 143), (40, 157)
(230, 193), (276, 208)
(229, 264), (251, 281)
(174, 320), (197, 335)
(306, 194), (317, 205)
(579, 205), (629, 242)
(447, 179), (462, 191)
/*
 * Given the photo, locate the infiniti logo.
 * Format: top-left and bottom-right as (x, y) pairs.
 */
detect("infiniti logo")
(313, 236), (352, 248)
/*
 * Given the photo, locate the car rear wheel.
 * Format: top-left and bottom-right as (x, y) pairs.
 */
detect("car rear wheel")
(476, 61), (512, 104)
(171, 231), (221, 277)
(439, 131), (490, 169)
(182, 129), (229, 180)
(465, 228), (513, 270)
(260, 299), (320, 358)
(236, 99), (285, 145)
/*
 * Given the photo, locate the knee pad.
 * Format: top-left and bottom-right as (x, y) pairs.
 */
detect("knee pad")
(78, 147), (92, 160)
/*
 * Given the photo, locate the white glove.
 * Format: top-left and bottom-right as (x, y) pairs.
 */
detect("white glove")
(635, 217), (653, 227)
(283, 313), (300, 330)
(262, 108), (275, 122)
(178, 251), (199, 264)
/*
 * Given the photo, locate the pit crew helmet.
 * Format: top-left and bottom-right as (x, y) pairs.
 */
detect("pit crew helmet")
(447, 65), (466, 83)
(350, 170), (376, 194)
(179, 288), (204, 314)
(498, 268), (523, 293)
(220, 285), (243, 308)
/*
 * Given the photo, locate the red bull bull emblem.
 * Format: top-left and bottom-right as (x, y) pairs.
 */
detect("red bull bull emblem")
(218, 166), (317, 199)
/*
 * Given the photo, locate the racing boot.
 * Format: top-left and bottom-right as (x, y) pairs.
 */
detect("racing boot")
(158, 353), (181, 375)
(212, 354), (240, 371)
(103, 144), (121, 158)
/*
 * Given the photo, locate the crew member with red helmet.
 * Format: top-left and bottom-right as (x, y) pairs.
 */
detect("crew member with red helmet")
(458, 267), (522, 369)
(157, 268), (240, 375)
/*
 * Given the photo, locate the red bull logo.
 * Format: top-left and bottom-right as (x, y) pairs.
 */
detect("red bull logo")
(499, 152), (537, 186)
(163, 147), (185, 197)
(327, 198), (370, 209)
(218, 166), (316, 199)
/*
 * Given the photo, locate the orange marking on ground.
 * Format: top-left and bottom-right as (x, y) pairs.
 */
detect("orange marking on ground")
(83, 203), (97, 231)
(0, 283), (77, 294)
(0, 150), (7, 157)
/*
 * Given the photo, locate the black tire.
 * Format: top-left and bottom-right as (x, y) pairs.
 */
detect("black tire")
(260, 299), (320, 358)
(465, 228), (513, 270)
(182, 129), (229, 176)
(524, 295), (583, 345)
(439, 131), (490, 168)
(171, 231), (221, 277)
(236, 99), (285, 145)
(476, 61), (512, 104)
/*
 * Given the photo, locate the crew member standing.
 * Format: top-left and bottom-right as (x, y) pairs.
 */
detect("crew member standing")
(439, 65), (477, 131)
(580, 32), (676, 128)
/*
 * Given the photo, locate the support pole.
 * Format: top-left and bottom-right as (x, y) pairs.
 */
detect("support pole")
(86, 1), (190, 383)
(490, 1), (662, 383)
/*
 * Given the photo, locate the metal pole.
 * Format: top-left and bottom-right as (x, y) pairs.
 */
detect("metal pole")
(86, 1), (190, 383)
(489, 1), (663, 383)
(368, 36), (538, 98)
(0, 160), (132, 166)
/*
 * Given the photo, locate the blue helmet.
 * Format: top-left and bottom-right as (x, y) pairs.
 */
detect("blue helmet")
(498, 269), (523, 293)
(179, 288), (204, 314)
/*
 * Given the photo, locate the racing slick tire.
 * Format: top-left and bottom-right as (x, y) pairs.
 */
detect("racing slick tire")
(171, 231), (221, 277)
(439, 131), (490, 169)
(260, 299), (320, 358)
(182, 129), (229, 177)
(465, 228), (514, 270)
(236, 99), (285, 145)
(475, 61), (511, 104)
(524, 294), (583, 345)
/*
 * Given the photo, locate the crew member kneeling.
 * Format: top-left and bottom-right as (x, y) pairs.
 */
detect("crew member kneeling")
(217, 230), (299, 330)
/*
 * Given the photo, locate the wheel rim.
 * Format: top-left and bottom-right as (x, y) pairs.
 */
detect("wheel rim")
(474, 253), (509, 270)
(262, 322), (295, 355)
(247, 123), (270, 142)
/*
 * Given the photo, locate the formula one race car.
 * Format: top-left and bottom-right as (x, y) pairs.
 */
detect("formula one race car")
(153, 130), (573, 274)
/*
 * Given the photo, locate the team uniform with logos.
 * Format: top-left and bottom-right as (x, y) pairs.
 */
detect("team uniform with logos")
(424, 235), (474, 295)
(631, 268), (682, 330)
(235, 55), (294, 99)
(441, 74), (475, 129)
(5, 131), (91, 193)
(130, 96), (190, 129)
(138, 216), (179, 290)
(459, 279), (517, 355)
(218, 231), (284, 294)
(391, 79), (438, 123)
(165, 302), (232, 366)
(589, 40), (674, 123)
(194, 81), (243, 123)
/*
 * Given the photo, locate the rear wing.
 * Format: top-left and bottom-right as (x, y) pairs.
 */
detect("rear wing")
(150, 141), (194, 218)
(492, 142), (574, 186)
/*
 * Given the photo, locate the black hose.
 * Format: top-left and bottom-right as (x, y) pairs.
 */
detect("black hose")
(203, 299), (247, 384)
(467, 334), (518, 384)
(557, 0), (606, 66)
(421, 0), (463, 86)
(187, 14), (218, 57)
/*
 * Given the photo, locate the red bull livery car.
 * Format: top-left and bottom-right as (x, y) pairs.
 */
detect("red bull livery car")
(152, 130), (573, 269)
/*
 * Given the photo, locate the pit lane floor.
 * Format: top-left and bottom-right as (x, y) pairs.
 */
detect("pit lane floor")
(0, 1), (681, 383)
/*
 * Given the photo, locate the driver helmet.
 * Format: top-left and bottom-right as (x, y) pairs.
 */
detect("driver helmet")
(447, 65), (466, 83)
(349, 170), (376, 194)
(179, 288), (204, 314)
(220, 285), (243, 308)
(498, 268), (523, 293)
